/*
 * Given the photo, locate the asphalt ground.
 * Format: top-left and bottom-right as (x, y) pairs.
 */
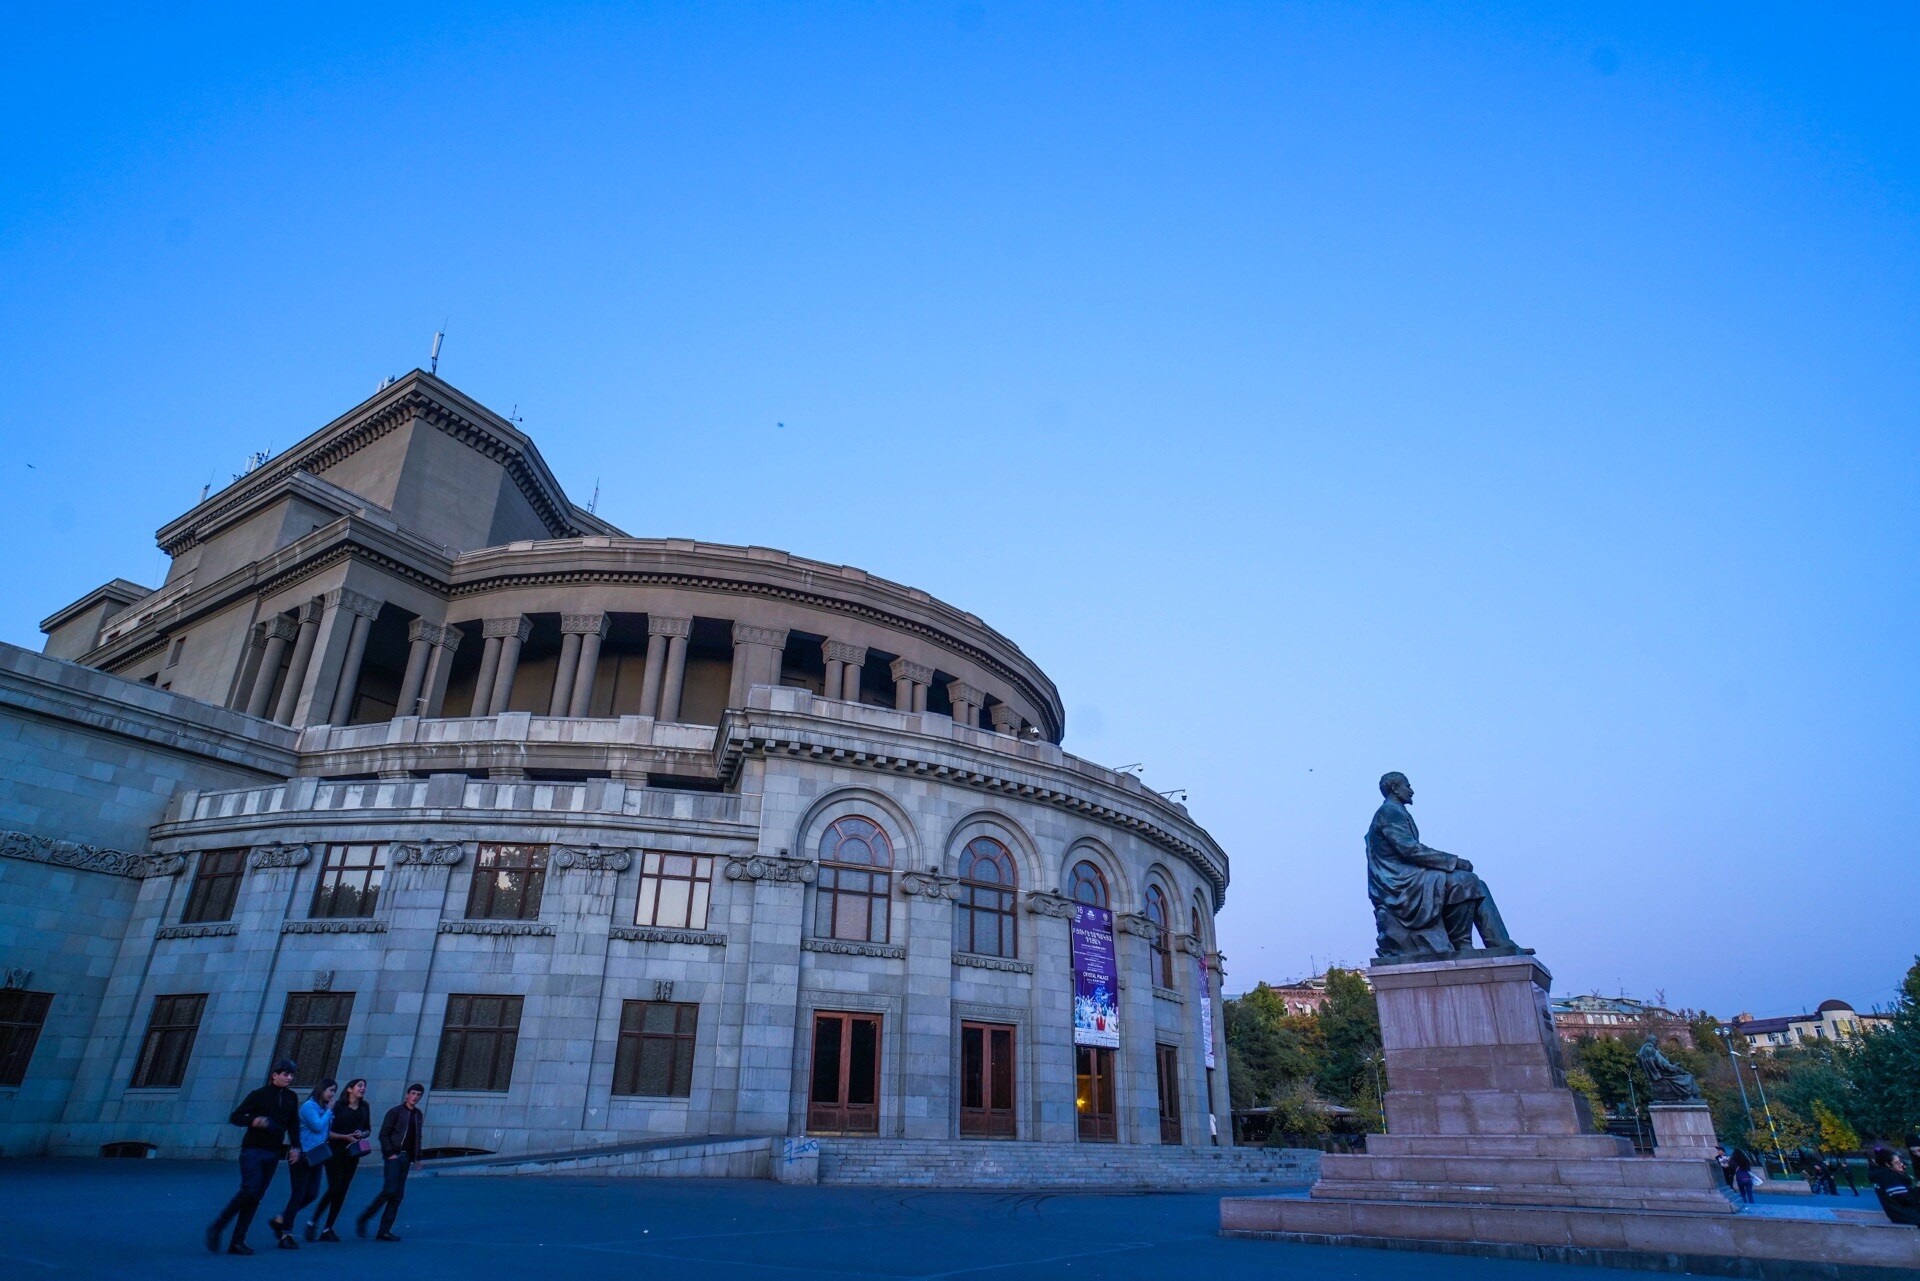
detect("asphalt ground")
(0, 1158), (1646, 1281)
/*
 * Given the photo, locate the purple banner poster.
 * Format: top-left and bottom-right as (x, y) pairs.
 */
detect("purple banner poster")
(1071, 904), (1120, 1048)
(1197, 953), (1216, 1069)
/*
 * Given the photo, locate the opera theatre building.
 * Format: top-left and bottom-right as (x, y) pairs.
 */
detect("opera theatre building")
(0, 372), (1250, 1176)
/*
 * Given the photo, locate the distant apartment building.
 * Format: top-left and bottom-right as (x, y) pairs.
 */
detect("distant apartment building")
(1729, 1000), (1889, 1054)
(1549, 994), (1694, 1047)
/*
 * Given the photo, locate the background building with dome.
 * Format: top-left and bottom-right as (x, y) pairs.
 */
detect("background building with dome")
(0, 372), (1239, 1171)
(1729, 999), (1889, 1054)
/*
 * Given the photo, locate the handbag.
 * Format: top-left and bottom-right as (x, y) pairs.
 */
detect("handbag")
(347, 1136), (372, 1158)
(302, 1140), (332, 1166)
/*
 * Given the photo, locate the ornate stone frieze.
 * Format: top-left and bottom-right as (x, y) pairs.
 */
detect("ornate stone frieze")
(648, 614), (693, 638)
(483, 615), (533, 641)
(609, 925), (729, 946)
(822, 640), (867, 664)
(1023, 891), (1077, 919)
(0, 829), (181, 879)
(394, 841), (465, 866)
(281, 918), (388, 935)
(561, 613), (610, 636)
(155, 922), (239, 940)
(899, 871), (959, 900)
(732, 623), (788, 648)
(889, 658), (933, 685)
(1177, 933), (1205, 956)
(801, 937), (906, 960)
(248, 843), (312, 869)
(1115, 912), (1161, 939)
(1152, 985), (1185, 1004)
(552, 847), (633, 873)
(723, 854), (815, 883)
(3, 967), (33, 990)
(953, 952), (1035, 974)
(311, 970), (335, 992)
(438, 919), (556, 937)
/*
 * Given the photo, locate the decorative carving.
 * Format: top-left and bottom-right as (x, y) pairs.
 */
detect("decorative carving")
(408, 618), (454, 646)
(802, 937), (906, 960)
(647, 615), (693, 638)
(298, 597), (326, 624)
(3, 967), (32, 990)
(0, 829), (182, 879)
(155, 922), (238, 940)
(552, 846), (633, 873)
(248, 843), (312, 869)
(483, 615), (533, 641)
(723, 855), (815, 884)
(609, 925), (729, 946)
(327, 588), (384, 620)
(889, 658), (933, 685)
(900, 871), (959, 899)
(1115, 912), (1161, 938)
(282, 919), (388, 935)
(394, 842), (465, 867)
(561, 613), (611, 636)
(989, 704), (1022, 733)
(311, 970), (335, 992)
(1176, 933), (1206, 956)
(1152, 985), (1185, 1004)
(438, 919), (555, 937)
(945, 679), (985, 707)
(653, 979), (674, 1002)
(1023, 891), (1077, 919)
(953, 952), (1035, 974)
(822, 640), (867, 664)
(731, 623), (788, 648)
(265, 614), (301, 642)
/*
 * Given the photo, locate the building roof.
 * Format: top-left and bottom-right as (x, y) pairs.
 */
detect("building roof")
(1817, 999), (1855, 1013)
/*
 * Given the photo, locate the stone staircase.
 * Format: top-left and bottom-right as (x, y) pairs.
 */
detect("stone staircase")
(428, 1134), (771, 1179)
(818, 1138), (1320, 1189)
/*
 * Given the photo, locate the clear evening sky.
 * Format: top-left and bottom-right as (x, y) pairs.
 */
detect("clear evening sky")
(3, 5), (1915, 1019)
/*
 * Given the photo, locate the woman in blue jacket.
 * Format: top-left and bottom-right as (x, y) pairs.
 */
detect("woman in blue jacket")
(268, 1079), (335, 1250)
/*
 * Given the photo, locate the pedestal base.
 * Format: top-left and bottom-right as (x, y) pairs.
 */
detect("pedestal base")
(1649, 1102), (1720, 1160)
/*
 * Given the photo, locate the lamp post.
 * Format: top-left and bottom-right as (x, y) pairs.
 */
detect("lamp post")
(1719, 1024), (1756, 1142)
(1732, 1050), (1788, 1176)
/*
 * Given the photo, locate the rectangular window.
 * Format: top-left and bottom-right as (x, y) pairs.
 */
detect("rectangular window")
(815, 866), (891, 943)
(0, 990), (54, 1087)
(310, 844), (385, 918)
(181, 849), (246, 924)
(464, 844), (548, 921)
(132, 994), (207, 1088)
(635, 853), (713, 930)
(272, 992), (355, 1088)
(431, 994), (523, 1092)
(612, 1001), (698, 1097)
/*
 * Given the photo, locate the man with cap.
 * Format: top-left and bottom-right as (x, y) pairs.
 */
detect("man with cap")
(205, 1058), (301, 1254)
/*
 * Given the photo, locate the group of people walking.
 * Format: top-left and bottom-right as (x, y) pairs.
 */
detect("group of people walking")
(205, 1059), (427, 1254)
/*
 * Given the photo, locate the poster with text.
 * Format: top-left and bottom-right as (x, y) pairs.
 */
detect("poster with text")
(1197, 953), (1216, 1068)
(1071, 904), (1119, 1047)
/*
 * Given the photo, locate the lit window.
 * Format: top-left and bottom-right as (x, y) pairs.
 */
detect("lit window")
(636, 853), (714, 930)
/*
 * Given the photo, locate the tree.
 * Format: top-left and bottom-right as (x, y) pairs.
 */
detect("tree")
(1317, 969), (1383, 1112)
(1565, 1068), (1608, 1132)
(1850, 956), (1920, 1140)
(1812, 1099), (1860, 1154)
(1224, 983), (1320, 1111)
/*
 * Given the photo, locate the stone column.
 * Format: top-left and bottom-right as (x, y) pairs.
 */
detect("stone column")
(723, 853), (813, 1137)
(890, 658), (932, 714)
(395, 618), (437, 717)
(1115, 913), (1164, 1144)
(549, 631), (582, 716)
(326, 593), (383, 725)
(836, 643), (867, 702)
(230, 622), (268, 711)
(469, 633), (503, 717)
(419, 624), (462, 717)
(637, 624), (669, 717)
(989, 703), (1022, 737)
(484, 616), (532, 716)
(244, 614), (299, 718)
(729, 623), (789, 707)
(1024, 891), (1080, 1142)
(564, 614), (609, 717)
(946, 680), (983, 729)
(655, 617), (692, 722)
(290, 588), (379, 726)
(273, 598), (324, 723)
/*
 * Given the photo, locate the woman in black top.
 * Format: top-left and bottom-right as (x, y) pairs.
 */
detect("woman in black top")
(1869, 1146), (1920, 1227)
(305, 1078), (373, 1242)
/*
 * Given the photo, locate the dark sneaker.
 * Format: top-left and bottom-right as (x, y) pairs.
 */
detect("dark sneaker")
(304, 1221), (318, 1242)
(276, 1233), (298, 1251)
(376, 1230), (401, 1242)
(205, 1222), (222, 1253)
(227, 1242), (255, 1256)
(267, 1217), (287, 1236)
(354, 1215), (371, 1239)
(318, 1228), (341, 1243)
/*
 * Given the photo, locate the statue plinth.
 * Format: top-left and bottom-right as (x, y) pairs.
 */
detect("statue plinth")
(1648, 1103), (1720, 1161)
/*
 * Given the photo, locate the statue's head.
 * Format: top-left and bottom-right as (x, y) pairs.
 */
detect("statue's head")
(1379, 772), (1412, 803)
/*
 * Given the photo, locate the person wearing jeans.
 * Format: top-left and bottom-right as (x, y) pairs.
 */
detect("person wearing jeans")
(357, 1083), (425, 1241)
(205, 1059), (300, 1255)
(308, 1078), (372, 1241)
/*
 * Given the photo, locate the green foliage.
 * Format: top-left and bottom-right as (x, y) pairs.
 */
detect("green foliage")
(1264, 1080), (1329, 1142)
(1572, 1035), (1644, 1115)
(1223, 983), (1320, 1112)
(1565, 1068), (1608, 1131)
(1849, 956), (1920, 1140)
(1222, 970), (1383, 1132)
(1812, 1099), (1860, 1153)
(1318, 969), (1383, 1109)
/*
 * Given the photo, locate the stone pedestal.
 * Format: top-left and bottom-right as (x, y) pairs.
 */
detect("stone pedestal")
(1649, 1103), (1719, 1161)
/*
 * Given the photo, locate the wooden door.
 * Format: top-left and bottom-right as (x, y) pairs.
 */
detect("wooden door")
(959, 1022), (1017, 1138)
(1155, 1043), (1183, 1144)
(1075, 1046), (1116, 1142)
(808, 1011), (881, 1134)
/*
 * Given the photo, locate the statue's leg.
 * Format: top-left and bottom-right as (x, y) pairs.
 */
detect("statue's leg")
(1473, 890), (1516, 949)
(1440, 894), (1476, 950)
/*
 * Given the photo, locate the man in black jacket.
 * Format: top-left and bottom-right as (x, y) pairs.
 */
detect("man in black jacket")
(356, 1083), (425, 1241)
(205, 1058), (300, 1254)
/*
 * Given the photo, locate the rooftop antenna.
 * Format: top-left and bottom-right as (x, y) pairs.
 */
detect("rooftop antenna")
(429, 328), (445, 375)
(507, 403), (524, 425)
(589, 478), (601, 514)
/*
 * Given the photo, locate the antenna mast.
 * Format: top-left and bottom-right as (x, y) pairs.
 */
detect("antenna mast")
(429, 329), (445, 375)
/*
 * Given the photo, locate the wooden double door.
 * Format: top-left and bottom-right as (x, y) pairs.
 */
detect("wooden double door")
(959, 1022), (1017, 1138)
(808, 1011), (881, 1134)
(1075, 1046), (1117, 1141)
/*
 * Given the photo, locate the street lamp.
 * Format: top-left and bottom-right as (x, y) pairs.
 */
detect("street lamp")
(1730, 1049), (1789, 1176)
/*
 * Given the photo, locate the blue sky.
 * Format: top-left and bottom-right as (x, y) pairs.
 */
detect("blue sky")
(4, 3), (1916, 1018)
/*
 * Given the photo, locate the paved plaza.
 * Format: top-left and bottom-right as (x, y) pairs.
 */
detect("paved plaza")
(0, 1159), (1637, 1281)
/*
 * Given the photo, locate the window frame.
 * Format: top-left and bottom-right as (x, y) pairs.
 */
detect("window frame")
(465, 844), (549, 921)
(611, 1000), (699, 1098)
(0, 990), (54, 1087)
(814, 816), (893, 944)
(131, 993), (207, 1089)
(181, 849), (246, 924)
(955, 837), (1018, 958)
(1068, 859), (1109, 908)
(430, 994), (524, 1093)
(1145, 883), (1174, 988)
(309, 843), (387, 920)
(272, 991), (355, 1088)
(635, 852), (715, 931)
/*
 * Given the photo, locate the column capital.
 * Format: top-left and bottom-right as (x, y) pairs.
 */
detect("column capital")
(265, 614), (301, 643)
(823, 640), (867, 665)
(246, 622), (270, 650)
(408, 619), (454, 647)
(561, 612), (610, 636)
(890, 658), (933, 686)
(648, 614), (693, 639)
(483, 615), (533, 641)
(324, 588), (384, 620)
(945, 679), (985, 707)
(732, 622), (788, 648)
(988, 703), (1021, 734)
(297, 596), (326, 624)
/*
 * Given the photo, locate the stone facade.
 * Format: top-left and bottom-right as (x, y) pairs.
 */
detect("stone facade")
(1, 371), (1234, 1162)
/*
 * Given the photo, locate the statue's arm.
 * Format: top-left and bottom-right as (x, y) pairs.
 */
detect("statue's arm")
(1378, 812), (1458, 871)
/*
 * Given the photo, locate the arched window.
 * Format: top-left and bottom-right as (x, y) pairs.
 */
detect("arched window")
(1068, 860), (1108, 908)
(1145, 883), (1173, 988)
(816, 816), (893, 943)
(956, 837), (1017, 958)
